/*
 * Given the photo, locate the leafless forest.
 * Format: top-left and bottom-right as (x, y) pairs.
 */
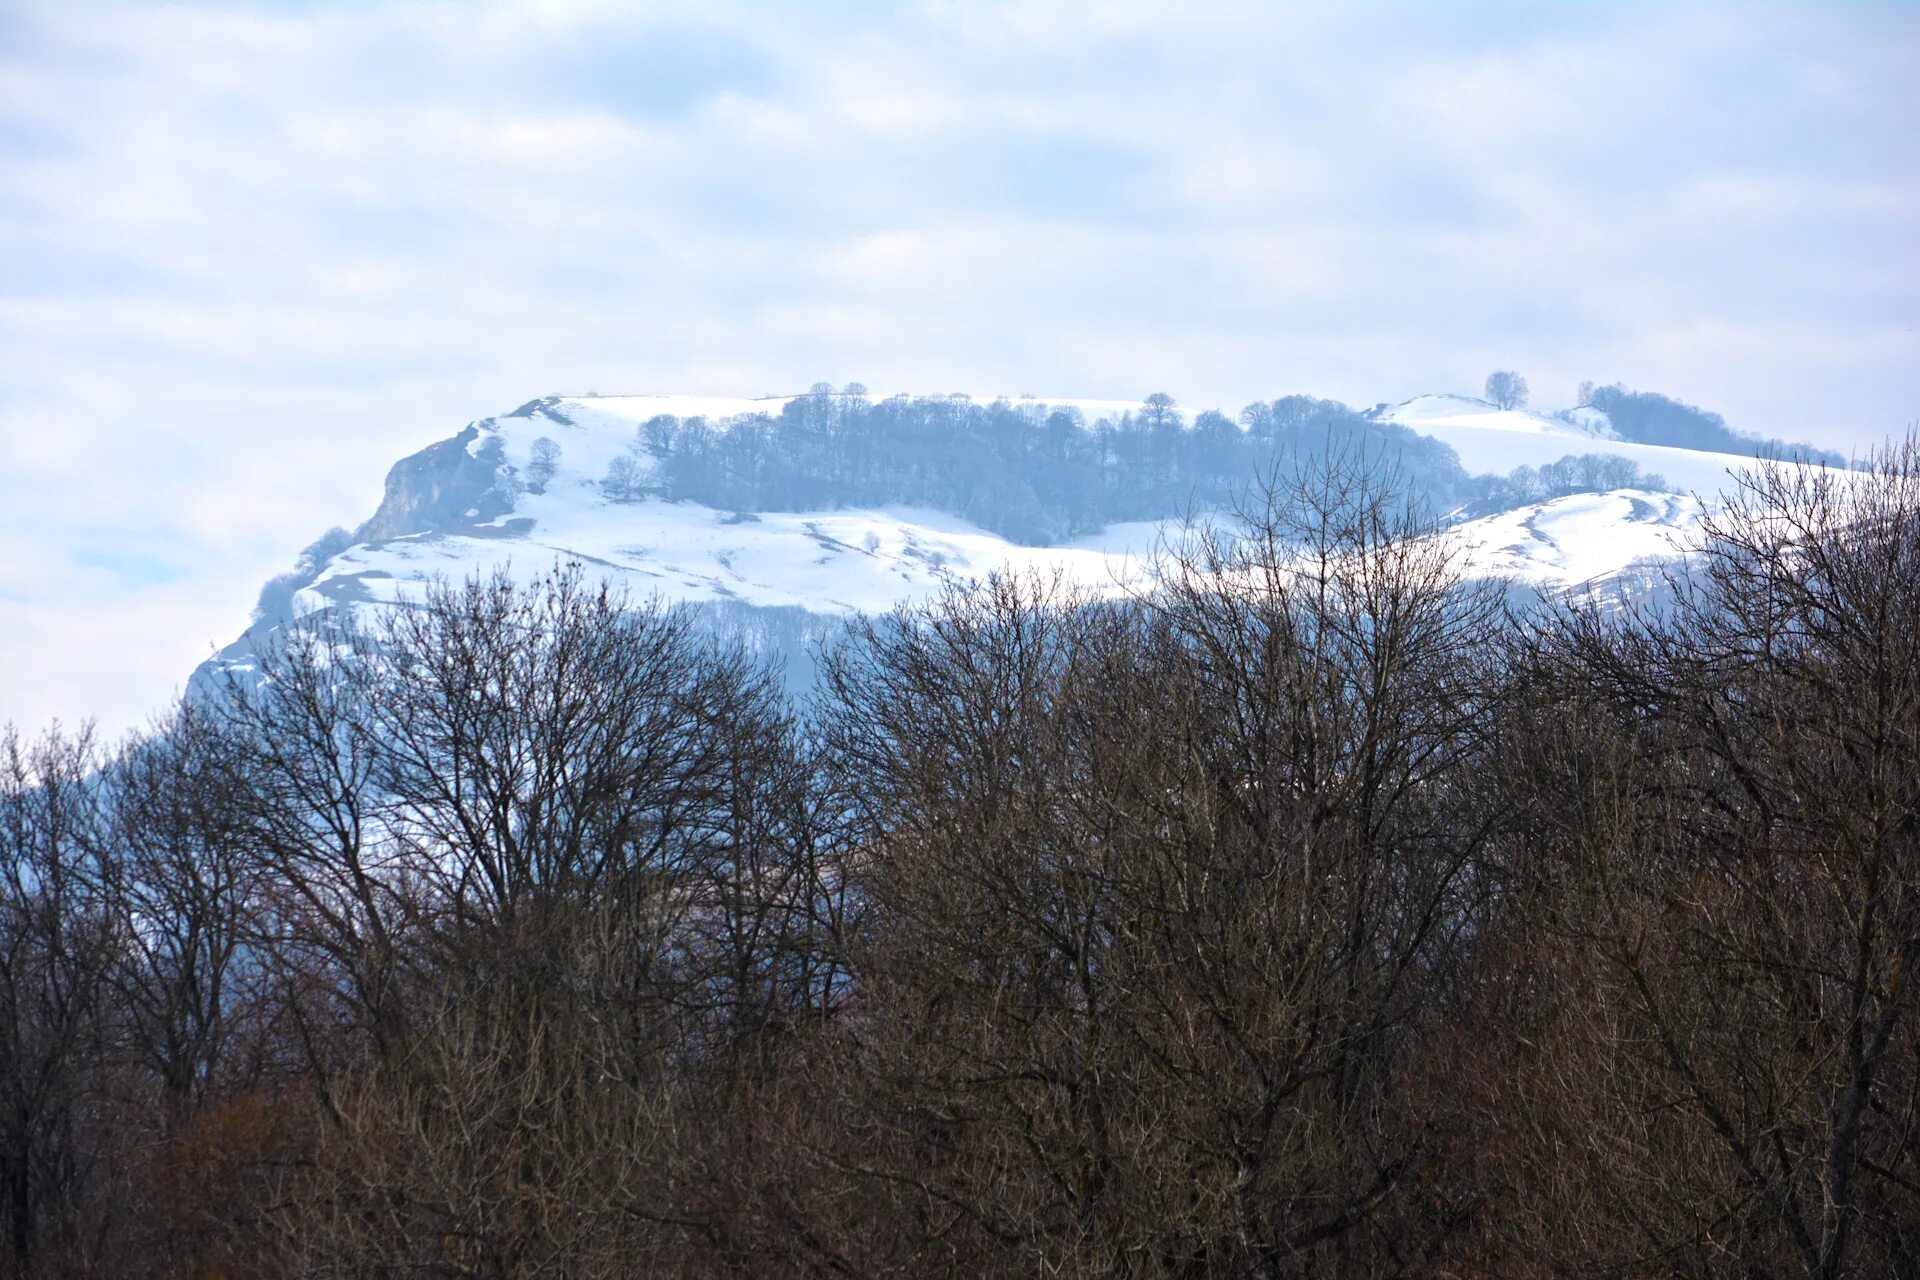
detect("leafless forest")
(3, 445), (1916, 1277)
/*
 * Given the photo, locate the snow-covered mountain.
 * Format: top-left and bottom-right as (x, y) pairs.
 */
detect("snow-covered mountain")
(195, 388), (1831, 694)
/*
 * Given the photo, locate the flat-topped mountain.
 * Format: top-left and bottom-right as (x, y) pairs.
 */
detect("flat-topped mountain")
(198, 384), (1846, 695)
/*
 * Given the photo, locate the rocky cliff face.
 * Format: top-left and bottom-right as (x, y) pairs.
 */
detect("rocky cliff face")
(357, 425), (516, 543)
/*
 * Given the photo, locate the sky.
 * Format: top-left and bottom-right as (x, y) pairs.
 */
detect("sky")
(1, 0), (1916, 738)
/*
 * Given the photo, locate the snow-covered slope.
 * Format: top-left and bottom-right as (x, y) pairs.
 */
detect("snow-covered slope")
(1374, 393), (1769, 495)
(1447, 489), (1703, 585)
(199, 389), (1834, 695)
(288, 393), (1166, 621)
(299, 499), (1158, 620)
(1383, 393), (1618, 442)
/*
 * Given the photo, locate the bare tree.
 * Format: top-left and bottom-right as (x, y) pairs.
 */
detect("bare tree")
(803, 450), (1503, 1275)
(0, 725), (116, 1276)
(524, 436), (561, 493)
(1484, 370), (1528, 410)
(601, 453), (645, 502)
(222, 566), (837, 1273)
(100, 706), (261, 1129)
(1478, 439), (1920, 1276)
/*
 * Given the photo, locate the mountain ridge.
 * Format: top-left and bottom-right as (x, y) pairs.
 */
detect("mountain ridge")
(198, 386), (1841, 699)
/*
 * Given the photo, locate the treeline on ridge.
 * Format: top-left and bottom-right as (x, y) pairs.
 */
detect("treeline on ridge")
(1579, 380), (1851, 467)
(4, 443), (1916, 1277)
(596, 386), (1673, 543)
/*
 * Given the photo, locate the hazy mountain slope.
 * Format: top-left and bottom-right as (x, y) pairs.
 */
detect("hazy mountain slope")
(196, 388), (1835, 696)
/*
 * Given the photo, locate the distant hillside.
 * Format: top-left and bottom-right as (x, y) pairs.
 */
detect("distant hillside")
(1579, 382), (1849, 466)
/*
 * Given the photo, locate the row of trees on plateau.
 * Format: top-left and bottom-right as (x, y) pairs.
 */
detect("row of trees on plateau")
(591, 386), (1671, 543)
(4, 441), (1917, 1276)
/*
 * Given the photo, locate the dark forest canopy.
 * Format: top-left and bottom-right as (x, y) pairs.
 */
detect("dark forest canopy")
(5, 440), (1918, 1277)
(607, 386), (1674, 543)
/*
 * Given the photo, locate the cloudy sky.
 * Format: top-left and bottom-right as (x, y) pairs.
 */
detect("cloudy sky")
(1, 0), (1915, 737)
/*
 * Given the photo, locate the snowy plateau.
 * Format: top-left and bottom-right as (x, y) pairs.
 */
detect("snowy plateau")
(195, 390), (1835, 695)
